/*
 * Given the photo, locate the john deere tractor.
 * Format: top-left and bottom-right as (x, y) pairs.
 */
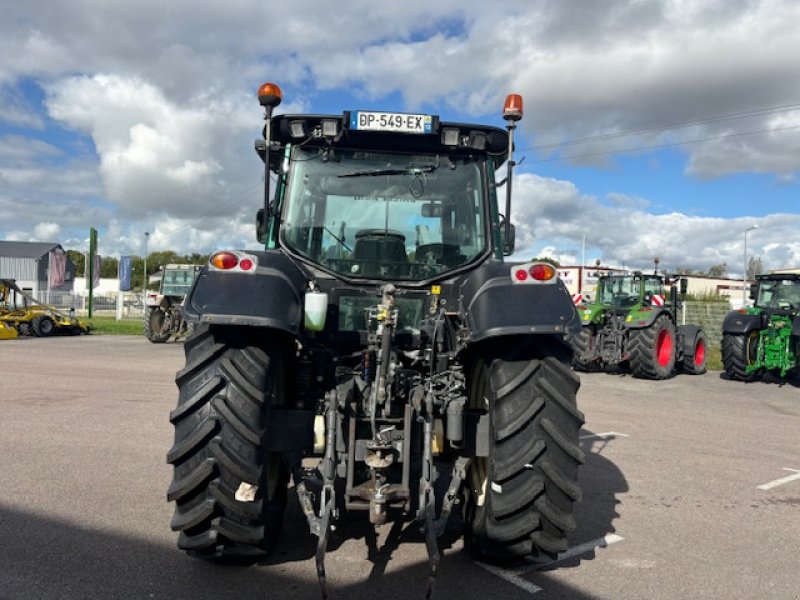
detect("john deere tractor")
(571, 270), (707, 379)
(722, 273), (800, 381)
(144, 264), (202, 343)
(166, 83), (585, 598)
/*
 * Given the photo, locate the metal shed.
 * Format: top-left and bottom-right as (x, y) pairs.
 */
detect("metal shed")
(0, 240), (76, 300)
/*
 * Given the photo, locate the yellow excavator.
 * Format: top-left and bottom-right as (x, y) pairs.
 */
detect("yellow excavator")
(0, 279), (90, 339)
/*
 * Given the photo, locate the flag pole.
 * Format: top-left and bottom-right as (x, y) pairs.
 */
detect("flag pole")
(88, 227), (97, 319)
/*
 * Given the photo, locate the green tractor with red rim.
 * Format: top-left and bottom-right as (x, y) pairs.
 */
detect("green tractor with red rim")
(571, 268), (707, 379)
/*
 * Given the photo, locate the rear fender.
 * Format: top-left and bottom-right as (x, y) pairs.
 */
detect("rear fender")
(458, 262), (579, 343)
(183, 250), (307, 336)
(722, 311), (763, 335)
(623, 307), (668, 329)
(677, 324), (702, 358)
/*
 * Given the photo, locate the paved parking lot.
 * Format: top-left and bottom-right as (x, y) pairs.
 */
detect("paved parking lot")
(1, 336), (798, 599)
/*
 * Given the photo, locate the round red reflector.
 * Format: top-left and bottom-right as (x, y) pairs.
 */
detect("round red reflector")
(530, 264), (554, 280)
(514, 268), (528, 281)
(239, 258), (254, 271)
(211, 252), (238, 270)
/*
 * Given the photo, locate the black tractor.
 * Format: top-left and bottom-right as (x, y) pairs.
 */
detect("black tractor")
(166, 82), (585, 597)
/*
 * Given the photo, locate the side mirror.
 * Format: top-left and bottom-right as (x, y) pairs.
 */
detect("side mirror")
(749, 284), (758, 301)
(504, 222), (516, 255)
(680, 278), (688, 295)
(256, 208), (268, 244)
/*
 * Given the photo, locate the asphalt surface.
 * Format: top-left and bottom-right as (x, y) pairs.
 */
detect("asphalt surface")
(0, 335), (798, 600)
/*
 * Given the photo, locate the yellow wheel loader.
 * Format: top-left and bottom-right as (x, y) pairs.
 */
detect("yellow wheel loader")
(0, 279), (90, 338)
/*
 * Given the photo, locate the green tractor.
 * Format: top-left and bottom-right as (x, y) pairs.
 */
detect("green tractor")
(571, 269), (707, 379)
(722, 273), (800, 381)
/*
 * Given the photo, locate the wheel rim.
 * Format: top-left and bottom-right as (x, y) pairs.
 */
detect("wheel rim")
(656, 329), (673, 367)
(150, 310), (165, 334)
(694, 338), (706, 366)
(41, 319), (54, 334)
(746, 330), (760, 365)
(467, 360), (489, 507)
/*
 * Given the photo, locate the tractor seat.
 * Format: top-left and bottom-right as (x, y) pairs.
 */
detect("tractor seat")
(351, 229), (408, 277)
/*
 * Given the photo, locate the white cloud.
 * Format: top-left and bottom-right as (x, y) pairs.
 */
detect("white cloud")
(1, 0), (799, 267)
(510, 172), (800, 275)
(33, 222), (60, 240)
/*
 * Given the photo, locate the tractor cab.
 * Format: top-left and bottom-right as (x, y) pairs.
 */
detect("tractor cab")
(595, 273), (664, 310)
(257, 111), (512, 286)
(752, 275), (800, 311)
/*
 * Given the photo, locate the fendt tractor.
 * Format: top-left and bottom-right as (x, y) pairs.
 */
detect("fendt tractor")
(144, 264), (202, 343)
(166, 83), (585, 598)
(722, 273), (800, 381)
(571, 265), (707, 379)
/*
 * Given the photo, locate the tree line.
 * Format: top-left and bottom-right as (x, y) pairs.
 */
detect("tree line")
(65, 250), (209, 290)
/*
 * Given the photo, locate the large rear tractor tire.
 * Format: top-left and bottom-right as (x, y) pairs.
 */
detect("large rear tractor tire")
(32, 315), (55, 337)
(722, 331), (763, 381)
(465, 337), (585, 562)
(681, 329), (708, 375)
(145, 306), (171, 343)
(569, 326), (597, 372)
(628, 315), (676, 379)
(167, 324), (289, 557)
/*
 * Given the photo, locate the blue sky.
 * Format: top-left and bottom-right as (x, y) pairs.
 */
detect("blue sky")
(1, 0), (798, 275)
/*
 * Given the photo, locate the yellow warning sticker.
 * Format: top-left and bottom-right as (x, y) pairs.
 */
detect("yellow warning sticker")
(431, 285), (441, 295)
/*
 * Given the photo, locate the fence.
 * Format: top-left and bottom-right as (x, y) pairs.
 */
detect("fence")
(43, 291), (146, 320)
(681, 301), (731, 347)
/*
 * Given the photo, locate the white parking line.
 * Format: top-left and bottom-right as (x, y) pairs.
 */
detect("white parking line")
(580, 431), (630, 440)
(546, 533), (625, 566)
(475, 562), (543, 594)
(757, 468), (800, 491)
(476, 534), (625, 594)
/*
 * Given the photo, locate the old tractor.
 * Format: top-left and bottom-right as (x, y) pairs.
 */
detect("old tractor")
(722, 273), (800, 381)
(0, 278), (89, 337)
(571, 268), (706, 379)
(144, 264), (202, 343)
(166, 83), (585, 597)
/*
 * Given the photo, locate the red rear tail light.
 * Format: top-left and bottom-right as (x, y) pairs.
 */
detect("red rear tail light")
(530, 264), (555, 281)
(210, 251), (239, 270)
(510, 262), (558, 285)
(239, 258), (254, 271)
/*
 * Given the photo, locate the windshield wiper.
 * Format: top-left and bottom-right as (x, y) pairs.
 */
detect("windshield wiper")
(337, 165), (437, 178)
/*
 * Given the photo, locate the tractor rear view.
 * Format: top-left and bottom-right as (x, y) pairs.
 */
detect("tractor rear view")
(165, 83), (585, 598)
(144, 264), (201, 343)
(722, 273), (800, 381)
(571, 268), (706, 379)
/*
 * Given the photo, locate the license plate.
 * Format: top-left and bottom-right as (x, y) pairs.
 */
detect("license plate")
(350, 111), (433, 134)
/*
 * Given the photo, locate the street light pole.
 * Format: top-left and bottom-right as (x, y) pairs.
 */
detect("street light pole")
(743, 225), (758, 305)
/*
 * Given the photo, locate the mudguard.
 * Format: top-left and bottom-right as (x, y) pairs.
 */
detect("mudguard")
(722, 311), (763, 335)
(623, 306), (670, 329)
(457, 261), (579, 343)
(183, 250), (307, 335)
(677, 324), (702, 357)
